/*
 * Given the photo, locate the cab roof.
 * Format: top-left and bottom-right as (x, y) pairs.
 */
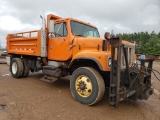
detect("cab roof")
(47, 14), (97, 29)
(55, 17), (97, 29)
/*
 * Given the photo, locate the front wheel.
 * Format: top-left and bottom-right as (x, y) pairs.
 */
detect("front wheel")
(70, 67), (105, 105)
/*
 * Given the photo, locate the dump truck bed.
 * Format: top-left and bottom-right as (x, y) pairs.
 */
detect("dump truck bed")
(6, 30), (42, 56)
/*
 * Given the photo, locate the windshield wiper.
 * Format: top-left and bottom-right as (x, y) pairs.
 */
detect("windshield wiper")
(74, 34), (85, 37)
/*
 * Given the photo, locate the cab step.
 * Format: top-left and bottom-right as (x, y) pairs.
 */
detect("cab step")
(40, 75), (58, 83)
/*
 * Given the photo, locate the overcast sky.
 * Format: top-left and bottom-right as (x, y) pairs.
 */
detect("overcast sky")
(0, 0), (160, 48)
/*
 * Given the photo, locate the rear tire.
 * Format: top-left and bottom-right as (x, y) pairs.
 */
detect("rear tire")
(70, 67), (105, 105)
(11, 58), (24, 78)
(22, 60), (30, 77)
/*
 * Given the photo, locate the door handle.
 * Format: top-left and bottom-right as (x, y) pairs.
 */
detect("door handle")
(50, 46), (52, 50)
(68, 44), (76, 50)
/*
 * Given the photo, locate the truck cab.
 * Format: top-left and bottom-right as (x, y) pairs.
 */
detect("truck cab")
(48, 18), (100, 61)
(46, 15), (112, 72)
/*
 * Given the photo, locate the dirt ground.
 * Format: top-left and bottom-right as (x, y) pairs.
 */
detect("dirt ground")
(0, 61), (160, 120)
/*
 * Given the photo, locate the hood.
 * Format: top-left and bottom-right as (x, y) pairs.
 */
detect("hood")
(122, 40), (135, 46)
(75, 37), (104, 50)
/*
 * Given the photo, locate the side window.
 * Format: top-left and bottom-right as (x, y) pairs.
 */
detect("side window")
(54, 22), (67, 37)
(84, 31), (98, 37)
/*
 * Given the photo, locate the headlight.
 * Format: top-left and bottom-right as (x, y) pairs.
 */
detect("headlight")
(108, 58), (111, 68)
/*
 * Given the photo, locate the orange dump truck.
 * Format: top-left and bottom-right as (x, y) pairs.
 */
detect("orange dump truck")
(6, 14), (154, 106)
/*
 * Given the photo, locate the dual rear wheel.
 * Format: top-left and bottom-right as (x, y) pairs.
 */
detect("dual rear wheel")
(11, 58), (30, 78)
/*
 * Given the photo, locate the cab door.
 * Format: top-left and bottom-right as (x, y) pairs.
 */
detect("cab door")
(48, 21), (72, 61)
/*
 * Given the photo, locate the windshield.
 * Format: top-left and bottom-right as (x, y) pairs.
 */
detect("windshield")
(70, 21), (100, 38)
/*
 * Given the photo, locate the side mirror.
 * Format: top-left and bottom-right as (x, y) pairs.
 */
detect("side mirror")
(104, 32), (110, 40)
(48, 19), (55, 39)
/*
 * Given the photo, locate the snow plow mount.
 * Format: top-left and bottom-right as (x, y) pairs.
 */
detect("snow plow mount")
(109, 37), (154, 107)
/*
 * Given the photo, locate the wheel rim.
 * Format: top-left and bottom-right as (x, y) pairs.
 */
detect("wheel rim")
(75, 75), (93, 97)
(12, 62), (17, 74)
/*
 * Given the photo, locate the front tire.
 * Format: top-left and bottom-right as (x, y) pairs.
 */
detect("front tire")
(11, 58), (24, 78)
(70, 67), (105, 105)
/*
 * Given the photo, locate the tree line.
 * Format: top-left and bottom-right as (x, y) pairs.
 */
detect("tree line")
(116, 31), (160, 55)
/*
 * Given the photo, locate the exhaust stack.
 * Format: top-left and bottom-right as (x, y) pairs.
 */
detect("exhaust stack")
(40, 15), (47, 57)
